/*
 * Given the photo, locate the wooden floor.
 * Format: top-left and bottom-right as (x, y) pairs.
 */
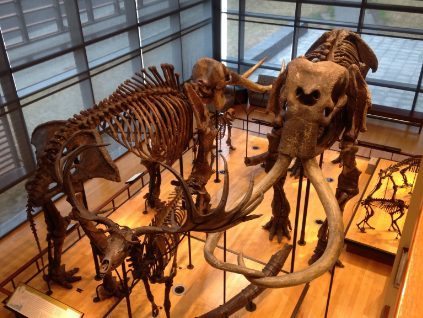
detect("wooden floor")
(0, 125), (399, 317)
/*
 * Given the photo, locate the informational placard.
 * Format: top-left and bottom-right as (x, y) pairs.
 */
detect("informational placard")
(6, 284), (83, 318)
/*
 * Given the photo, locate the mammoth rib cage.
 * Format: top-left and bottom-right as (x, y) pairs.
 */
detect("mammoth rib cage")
(97, 93), (191, 164)
(30, 64), (188, 185)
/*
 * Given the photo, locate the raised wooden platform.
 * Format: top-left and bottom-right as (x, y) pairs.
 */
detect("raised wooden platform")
(345, 158), (416, 264)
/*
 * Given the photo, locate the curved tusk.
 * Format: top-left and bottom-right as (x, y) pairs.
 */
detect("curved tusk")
(228, 70), (272, 93)
(229, 154), (292, 213)
(204, 232), (265, 278)
(241, 58), (266, 79)
(243, 157), (344, 288)
(204, 155), (292, 277)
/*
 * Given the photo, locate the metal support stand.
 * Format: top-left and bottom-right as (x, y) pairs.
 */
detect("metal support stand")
(122, 261), (133, 318)
(91, 244), (102, 281)
(223, 231), (227, 304)
(179, 156), (184, 178)
(214, 111), (221, 183)
(187, 232), (194, 269)
(291, 166), (303, 273)
(244, 103), (252, 159)
(324, 266), (336, 318)
(298, 179), (311, 246)
(81, 185), (102, 280)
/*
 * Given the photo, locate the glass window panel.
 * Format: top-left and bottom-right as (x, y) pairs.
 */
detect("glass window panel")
(224, 0), (238, 13)
(0, 0), (71, 67)
(367, 0), (423, 7)
(181, 24), (212, 80)
(239, 65), (279, 83)
(300, 4), (360, 26)
(221, 14), (238, 60)
(86, 30), (138, 67)
(91, 58), (141, 103)
(137, 0), (179, 22)
(140, 14), (180, 47)
(79, 0), (133, 41)
(415, 93), (423, 114)
(0, 107), (34, 188)
(0, 180), (29, 238)
(143, 39), (183, 76)
(244, 22), (293, 64)
(296, 28), (326, 56)
(245, 0), (295, 17)
(362, 34), (423, 87)
(101, 133), (127, 160)
(180, 1), (211, 29)
(22, 81), (90, 138)
(364, 10), (423, 31)
(13, 52), (78, 97)
(92, 1), (116, 20)
(369, 85), (415, 111)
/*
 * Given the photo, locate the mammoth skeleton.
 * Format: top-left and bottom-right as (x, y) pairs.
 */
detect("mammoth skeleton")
(205, 29), (378, 285)
(25, 58), (269, 294)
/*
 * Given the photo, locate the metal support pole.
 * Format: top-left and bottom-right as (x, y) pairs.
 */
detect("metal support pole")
(223, 231), (227, 304)
(291, 166), (304, 273)
(215, 111), (221, 183)
(91, 243), (102, 281)
(324, 266), (336, 318)
(245, 108), (250, 158)
(298, 178), (311, 246)
(187, 232), (194, 269)
(122, 261), (133, 318)
(179, 155), (184, 178)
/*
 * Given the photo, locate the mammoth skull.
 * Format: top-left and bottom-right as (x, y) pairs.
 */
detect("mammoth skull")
(191, 57), (272, 110)
(277, 57), (349, 159)
(204, 57), (352, 288)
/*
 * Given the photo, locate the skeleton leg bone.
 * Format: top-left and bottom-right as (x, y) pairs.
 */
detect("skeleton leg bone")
(262, 176), (292, 242)
(43, 200), (81, 289)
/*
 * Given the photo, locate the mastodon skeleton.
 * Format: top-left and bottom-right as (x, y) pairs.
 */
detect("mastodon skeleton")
(203, 28), (378, 286)
(244, 29), (378, 266)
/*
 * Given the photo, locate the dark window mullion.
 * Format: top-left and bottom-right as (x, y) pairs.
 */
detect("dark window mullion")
(13, 0), (30, 43)
(411, 63), (423, 116)
(123, 0), (142, 73)
(64, 0), (95, 107)
(237, 0), (245, 73)
(0, 32), (35, 183)
(291, 0), (302, 60)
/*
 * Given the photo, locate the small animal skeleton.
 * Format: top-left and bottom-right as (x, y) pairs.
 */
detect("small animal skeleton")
(357, 197), (408, 238)
(211, 108), (236, 151)
(356, 156), (420, 238)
